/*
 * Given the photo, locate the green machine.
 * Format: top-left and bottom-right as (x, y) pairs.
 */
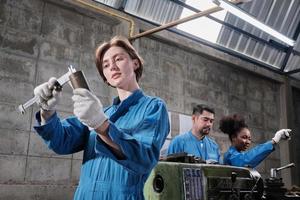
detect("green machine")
(144, 161), (263, 200)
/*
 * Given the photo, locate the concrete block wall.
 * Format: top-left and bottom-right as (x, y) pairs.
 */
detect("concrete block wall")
(292, 88), (300, 186)
(0, 0), (297, 199)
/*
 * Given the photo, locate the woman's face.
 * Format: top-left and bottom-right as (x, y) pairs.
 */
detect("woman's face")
(102, 46), (139, 89)
(232, 128), (251, 152)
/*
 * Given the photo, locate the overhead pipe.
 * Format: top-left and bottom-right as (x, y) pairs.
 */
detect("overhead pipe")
(129, 6), (223, 41)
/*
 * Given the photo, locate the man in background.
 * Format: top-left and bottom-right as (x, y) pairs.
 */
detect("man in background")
(167, 104), (221, 163)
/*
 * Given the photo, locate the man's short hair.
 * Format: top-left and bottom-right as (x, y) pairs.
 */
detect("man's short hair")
(192, 104), (215, 115)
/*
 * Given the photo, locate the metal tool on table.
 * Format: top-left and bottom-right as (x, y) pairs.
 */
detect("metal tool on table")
(18, 65), (77, 114)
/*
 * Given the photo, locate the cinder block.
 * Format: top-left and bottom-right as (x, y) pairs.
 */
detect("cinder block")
(264, 114), (279, 130)
(41, 3), (83, 45)
(206, 66), (229, 92)
(246, 80), (264, 100)
(0, 26), (4, 44)
(160, 57), (184, 94)
(72, 151), (83, 160)
(0, 184), (75, 200)
(263, 85), (278, 101)
(263, 101), (278, 117)
(186, 59), (208, 85)
(245, 112), (264, 128)
(39, 41), (81, 63)
(183, 81), (209, 100)
(247, 99), (262, 113)
(139, 37), (160, 53)
(0, 128), (29, 155)
(228, 75), (246, 96)
(0, 3), (10, 27)
(0, 155), (26, 183)
(208, 90), (229, 107)
(157, 90), (184, 113)
(139, 51), (160, 74)
(228, 95), (246, 110)
(82, 17), (113, 49)
(6, 0), (44, 11)
(7, 5), (42, 33)
(0, 103), (31, 131)
(2, 29), (39, 57)
(0, 77), (34, 104)
(140, 70), (163, 90)
(0, 52), (36, 82)
(25, 156), (72, 184)
(250, 128), (266, 143)
(159, 43), (190, 64)
(71, 159), (82, 184)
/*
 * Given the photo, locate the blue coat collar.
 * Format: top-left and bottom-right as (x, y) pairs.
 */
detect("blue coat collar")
(110, 89), (144, 123)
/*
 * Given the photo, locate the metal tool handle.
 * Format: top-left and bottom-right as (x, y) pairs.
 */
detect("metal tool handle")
(17, 65), (76, 114)
(270, 163), (295, 178)
(276, 163), (295, 171)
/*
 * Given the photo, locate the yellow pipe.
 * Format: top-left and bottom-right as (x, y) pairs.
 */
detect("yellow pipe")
(74, 0), (135, 37)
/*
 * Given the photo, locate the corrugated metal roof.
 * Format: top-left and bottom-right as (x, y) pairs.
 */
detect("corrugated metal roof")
(217, 0), (300, 78)
(94, 0), (300, 80)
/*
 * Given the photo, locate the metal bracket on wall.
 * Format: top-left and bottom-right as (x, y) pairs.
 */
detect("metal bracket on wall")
(71, 0), (136, 37)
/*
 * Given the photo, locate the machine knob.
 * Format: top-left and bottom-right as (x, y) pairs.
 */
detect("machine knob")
(153, 174), (164, 193)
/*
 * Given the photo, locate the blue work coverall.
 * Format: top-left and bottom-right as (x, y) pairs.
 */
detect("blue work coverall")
(167, 131), (221, 163)
(34, 89), (170, 200)
(223, 141), (274, 168)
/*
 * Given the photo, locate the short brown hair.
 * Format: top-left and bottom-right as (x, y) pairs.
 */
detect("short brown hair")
(95, 36), (144, 84)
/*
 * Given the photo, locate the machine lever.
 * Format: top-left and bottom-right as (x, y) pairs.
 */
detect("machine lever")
(270, 163), (295, 178)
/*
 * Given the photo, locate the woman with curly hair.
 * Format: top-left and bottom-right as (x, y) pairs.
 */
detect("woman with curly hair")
(219, 114), (291, 168)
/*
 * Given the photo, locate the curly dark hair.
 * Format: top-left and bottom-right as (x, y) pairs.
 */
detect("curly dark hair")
(219, 114), (248, 141)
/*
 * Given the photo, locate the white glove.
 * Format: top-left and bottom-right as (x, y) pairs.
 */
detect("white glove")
(72, 88), (107, 129)
(272, 129), (292, 144)
(34, 77), (61, 111)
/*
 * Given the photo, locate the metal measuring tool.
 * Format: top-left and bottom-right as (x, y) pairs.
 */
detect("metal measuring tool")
(18, 65), (77, 114)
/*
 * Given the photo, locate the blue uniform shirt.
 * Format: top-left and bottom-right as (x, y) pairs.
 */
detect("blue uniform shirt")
(223, 141), (274, 168)
(167, 131), (221, 163)
(34, 89), (170, 200)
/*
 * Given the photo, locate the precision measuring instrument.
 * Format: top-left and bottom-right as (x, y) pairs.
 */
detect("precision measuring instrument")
(18, 65), (77, 114)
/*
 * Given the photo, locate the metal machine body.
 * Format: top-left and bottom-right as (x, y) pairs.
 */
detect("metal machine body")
(144, 162), (263, 200)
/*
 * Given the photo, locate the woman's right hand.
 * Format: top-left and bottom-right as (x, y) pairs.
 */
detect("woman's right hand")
(34, 77), (62, 111)
(34, 77), (62, 123)
(272, 129), (292, 144)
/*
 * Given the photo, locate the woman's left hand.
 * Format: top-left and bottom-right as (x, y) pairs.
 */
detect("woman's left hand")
(72, 88), (107, 129)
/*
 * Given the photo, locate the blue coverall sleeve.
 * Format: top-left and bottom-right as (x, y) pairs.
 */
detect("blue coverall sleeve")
(33, 112), (89, 155)
(229, 141), (274, 168)
(95, 99), (170, 174)
(167, 137), (183, 155)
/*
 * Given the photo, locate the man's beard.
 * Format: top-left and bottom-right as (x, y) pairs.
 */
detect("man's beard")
(200, 127), (211, 135)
